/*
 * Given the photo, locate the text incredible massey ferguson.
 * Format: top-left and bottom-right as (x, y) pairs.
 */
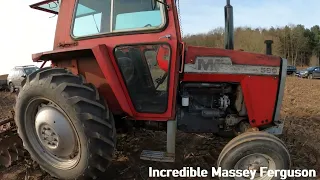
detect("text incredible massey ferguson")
(14, 0), (290, 179)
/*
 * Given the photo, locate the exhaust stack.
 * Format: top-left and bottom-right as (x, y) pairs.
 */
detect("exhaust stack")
(224, 0), (234, 50)
(264, 40), (273, 55)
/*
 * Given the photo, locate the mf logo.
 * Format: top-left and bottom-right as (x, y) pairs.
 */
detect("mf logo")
(196, 57), (232, 71)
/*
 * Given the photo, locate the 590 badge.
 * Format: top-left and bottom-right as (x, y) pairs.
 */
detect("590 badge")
(260, 67), (279, 74)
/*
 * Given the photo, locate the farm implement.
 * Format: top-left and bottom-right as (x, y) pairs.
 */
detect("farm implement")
(0, 105), (24, 168)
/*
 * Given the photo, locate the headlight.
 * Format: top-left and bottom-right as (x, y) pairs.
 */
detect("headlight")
(301, 71), (308, 74)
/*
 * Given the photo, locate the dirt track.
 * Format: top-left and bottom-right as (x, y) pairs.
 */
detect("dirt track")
(0, 76), (319, 179)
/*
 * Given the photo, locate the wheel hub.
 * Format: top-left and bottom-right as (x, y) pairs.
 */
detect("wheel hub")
(39, 125), (59, 149)
(35, 106), (76, 158)
(234, 153), (276, 180)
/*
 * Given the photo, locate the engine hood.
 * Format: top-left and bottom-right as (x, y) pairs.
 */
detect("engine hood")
(182, 45), (282, 76)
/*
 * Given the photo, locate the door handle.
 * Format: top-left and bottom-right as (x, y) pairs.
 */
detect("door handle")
(159, 34), (171, 40)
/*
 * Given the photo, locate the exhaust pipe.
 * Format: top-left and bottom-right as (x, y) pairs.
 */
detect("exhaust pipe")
(224, 0), (234, 50)
(264, 40), (273, 55)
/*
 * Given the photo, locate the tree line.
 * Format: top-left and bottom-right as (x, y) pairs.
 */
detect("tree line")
(183, 24), (320, 67)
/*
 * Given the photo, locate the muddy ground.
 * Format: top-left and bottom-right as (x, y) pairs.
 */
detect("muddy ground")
(0, 76), (319, 179)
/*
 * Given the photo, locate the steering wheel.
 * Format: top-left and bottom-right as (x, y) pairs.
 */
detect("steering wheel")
(144, 24), (152, 27)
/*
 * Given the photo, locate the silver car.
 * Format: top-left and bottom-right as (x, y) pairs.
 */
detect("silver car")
(7, 65), (40, 92)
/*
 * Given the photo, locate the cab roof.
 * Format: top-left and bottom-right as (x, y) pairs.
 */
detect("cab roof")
(30, 0), (60, 14)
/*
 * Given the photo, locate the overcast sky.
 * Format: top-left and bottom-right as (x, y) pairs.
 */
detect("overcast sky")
(0, 0), (319, 74)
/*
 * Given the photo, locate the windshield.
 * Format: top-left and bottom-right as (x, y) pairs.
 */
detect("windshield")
(24, 67), (39, 75)
(307, 67), (317, 71)
(72, 0), (166, 37)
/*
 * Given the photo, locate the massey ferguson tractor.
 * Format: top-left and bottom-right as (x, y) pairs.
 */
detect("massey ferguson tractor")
(0, 0), (291, 179)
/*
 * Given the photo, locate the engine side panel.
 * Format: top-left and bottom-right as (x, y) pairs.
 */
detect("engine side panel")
(240, 76), (279, 127)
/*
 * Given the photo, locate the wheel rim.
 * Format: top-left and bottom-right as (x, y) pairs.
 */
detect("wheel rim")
(234, 153), (276, 180)
(25, 97), (80, 170)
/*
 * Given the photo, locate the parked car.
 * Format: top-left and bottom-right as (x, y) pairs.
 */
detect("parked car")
(287, 65), (296, 75)
(7, 65), (40, 92)
(0, 74), (8, 90)
(297, 66), (320, 79)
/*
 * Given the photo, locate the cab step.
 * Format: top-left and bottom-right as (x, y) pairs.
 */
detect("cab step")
(140, 150), (175, 162)
(140, 120), (177, 163)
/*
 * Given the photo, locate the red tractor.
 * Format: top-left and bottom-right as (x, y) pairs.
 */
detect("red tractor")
(13, 0), (290, 179)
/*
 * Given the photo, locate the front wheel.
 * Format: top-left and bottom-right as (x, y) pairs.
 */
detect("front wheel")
(217, 131), (291, 180)
(308, 74), (313, 79)
(15, 68), (116, 179)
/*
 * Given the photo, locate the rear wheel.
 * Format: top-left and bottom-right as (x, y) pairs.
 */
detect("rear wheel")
(217, 131), (291, 180)
(15, 67), (116, 179)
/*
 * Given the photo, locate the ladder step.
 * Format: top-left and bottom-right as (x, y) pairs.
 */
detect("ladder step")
(140, 150), (175, 162)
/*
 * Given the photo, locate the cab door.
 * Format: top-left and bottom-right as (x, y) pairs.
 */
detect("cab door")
(110, 0), (181, 120)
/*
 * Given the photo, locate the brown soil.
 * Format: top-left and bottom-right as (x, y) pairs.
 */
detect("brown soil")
(0, 92), (15, 119)
(0, 77), (319, 180)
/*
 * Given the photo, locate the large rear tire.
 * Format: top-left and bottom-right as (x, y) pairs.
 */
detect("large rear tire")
(15, 67), (116, 179)
(217, 131), (291, 180)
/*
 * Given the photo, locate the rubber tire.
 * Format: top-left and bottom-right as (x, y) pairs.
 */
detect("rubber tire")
(15, 67), (116, 180)
(217, 131), (291, 180)
(308, 74), (313, 79)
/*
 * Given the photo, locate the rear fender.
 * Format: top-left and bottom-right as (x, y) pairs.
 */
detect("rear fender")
(32, 45), (133, 116)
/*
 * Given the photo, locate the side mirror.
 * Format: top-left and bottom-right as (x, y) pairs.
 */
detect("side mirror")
(22, 74), (26, 78)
